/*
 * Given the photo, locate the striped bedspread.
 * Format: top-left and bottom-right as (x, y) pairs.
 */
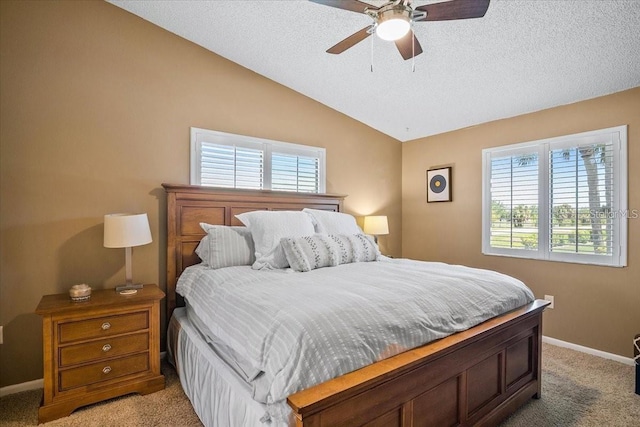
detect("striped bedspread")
(176, 258), (534, 405)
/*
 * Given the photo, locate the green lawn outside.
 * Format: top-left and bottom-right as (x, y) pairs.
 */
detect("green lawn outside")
(490, 223), (610, 255)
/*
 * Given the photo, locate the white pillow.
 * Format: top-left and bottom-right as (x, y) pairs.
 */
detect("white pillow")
(235, 211), (316, 269)
(302, 208), (363, 235)
(281, 233), (380, 272)
(195, 224), (255, 269)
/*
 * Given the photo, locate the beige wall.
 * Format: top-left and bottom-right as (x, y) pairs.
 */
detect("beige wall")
(403, 87), (640, 358)
(0, 0), (402, 387)
(1, 0), (636, 390)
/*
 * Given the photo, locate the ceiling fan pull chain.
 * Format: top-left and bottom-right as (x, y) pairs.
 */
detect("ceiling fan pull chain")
(370, 29), (374, 72)
(411, 23), (416, 72)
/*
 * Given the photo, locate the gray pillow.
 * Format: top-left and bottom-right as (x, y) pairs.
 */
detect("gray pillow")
(195, 223), (255, 269)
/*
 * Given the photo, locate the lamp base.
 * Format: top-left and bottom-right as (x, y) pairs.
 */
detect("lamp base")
(115, 283), (144, 293)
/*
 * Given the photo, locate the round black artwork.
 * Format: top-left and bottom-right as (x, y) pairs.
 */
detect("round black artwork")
(429, 175), (447, 193)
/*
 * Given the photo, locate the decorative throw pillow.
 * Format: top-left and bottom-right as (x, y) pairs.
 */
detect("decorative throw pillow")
(195, 223), (255, 269)
(328, 234), (380, 264)
(302, 208), (363, 235)
(235, 211), (316, 269)
(281, 234), (338, 272)
(281, 233), (380, 272)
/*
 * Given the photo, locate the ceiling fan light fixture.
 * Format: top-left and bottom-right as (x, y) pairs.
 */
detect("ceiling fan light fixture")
(375, 7), (411, 41)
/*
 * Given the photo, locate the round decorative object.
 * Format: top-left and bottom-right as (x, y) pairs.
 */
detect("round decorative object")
(429, 174), (447, 193)
(69, 284), (91, 302)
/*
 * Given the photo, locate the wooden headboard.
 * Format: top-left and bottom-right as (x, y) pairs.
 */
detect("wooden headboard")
(162, 184), (345, 317)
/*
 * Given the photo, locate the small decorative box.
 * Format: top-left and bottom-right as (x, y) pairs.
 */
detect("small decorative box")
(69, 284), (91, 302)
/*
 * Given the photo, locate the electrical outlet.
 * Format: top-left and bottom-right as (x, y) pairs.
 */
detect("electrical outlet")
(544, 295), (555, 309)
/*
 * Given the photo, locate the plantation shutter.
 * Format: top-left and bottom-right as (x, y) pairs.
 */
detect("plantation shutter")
(488, 149), (540, 252)
(483, 125), (626, 267)
(200, 142), (263, 189)
(549, 139), (615, 257)
(191, 128), (326, 193)
(271, 152), (320, 193)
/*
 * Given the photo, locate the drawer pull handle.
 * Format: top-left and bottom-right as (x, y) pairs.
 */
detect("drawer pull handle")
(102, 366), (112, 374)
(101, 322), (111, 330)
(102, 344), (112, 352)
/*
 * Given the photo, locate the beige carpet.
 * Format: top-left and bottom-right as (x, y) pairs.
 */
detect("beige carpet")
(0, 362), (202, 427)
(1, 343), (638, 426)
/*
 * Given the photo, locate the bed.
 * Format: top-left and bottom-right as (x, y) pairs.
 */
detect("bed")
(163, 183), (549, 427)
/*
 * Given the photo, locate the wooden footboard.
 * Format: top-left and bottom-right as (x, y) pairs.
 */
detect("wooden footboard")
(288, 300), (549, 427)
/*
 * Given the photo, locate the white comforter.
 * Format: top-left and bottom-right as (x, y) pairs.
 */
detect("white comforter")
(176, 258), (534, 406)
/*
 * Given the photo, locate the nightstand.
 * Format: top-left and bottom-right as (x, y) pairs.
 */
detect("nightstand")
(35, 284), (165, 423)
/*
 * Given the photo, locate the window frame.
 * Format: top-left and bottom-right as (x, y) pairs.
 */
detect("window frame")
(190, 127), (326, 193)
(482, 125), (628, 267)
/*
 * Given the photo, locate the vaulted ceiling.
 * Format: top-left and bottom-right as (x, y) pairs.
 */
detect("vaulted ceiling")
(109, 0), (640, 142)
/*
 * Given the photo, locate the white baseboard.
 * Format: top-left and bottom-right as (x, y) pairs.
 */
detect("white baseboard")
(0, 378), (43, 397)
(0, 351), (169, 398)
(542, 335), (635, 366)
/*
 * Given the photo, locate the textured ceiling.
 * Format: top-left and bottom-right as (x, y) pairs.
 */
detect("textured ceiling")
(108, 0), (640, 142)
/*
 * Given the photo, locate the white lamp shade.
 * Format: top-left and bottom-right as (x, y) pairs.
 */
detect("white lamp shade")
(104, 213), (152, 248)
(364, 216), (389, 236)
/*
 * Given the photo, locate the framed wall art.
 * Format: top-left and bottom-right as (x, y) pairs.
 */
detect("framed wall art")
(427, 167), (452, 202)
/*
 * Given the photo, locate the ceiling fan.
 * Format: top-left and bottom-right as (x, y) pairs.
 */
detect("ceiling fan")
(310, 0), (490, 60)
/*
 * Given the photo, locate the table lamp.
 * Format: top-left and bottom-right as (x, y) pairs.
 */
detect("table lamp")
(363, 215), (389, 244)
(104, 213), (152, 293)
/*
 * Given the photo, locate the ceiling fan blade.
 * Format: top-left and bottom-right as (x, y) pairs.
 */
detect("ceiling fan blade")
(309, 0), (378, 14)
(395, 30), (423, 60)
(415, 0), (490, 21)
(327, 26), (372, 54)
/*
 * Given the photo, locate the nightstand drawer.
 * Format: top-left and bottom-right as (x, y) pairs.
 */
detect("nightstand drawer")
(59, 353), (149, 391)
(58, 312), (149, 343)
(59, 332), (149, 367)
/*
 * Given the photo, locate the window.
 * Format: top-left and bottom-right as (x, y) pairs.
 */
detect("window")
(482, 125), (628, 267)
(190, 128), (325, 193)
